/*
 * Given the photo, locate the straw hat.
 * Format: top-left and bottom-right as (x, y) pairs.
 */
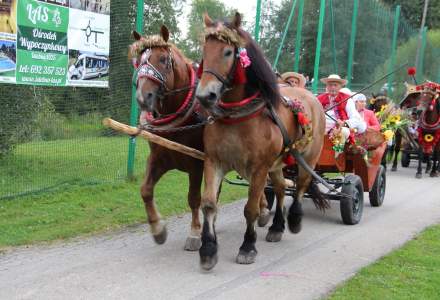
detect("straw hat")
(281, 72), (306, 87)
(320, 74), (347, 86)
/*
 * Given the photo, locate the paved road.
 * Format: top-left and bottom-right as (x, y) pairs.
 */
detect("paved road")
(1, 167), (439, 300)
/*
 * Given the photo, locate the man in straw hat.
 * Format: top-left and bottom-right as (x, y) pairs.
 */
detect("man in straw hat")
(317, 74), (366, 146)
(280, 72), (306, 88)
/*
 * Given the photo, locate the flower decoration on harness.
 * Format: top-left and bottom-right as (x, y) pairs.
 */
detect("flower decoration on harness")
(238, 48), (251, 68)
(282, 97), (313, 166)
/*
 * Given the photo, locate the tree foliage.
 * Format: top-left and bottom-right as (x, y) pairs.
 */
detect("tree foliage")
(381, 0), (440, 30)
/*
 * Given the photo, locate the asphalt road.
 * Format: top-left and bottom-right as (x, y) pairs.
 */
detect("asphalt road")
(1, 166), (439, 300)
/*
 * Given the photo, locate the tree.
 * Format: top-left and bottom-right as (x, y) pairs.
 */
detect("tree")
(181, 0), (234, 61)
(381, 0), (440, 30)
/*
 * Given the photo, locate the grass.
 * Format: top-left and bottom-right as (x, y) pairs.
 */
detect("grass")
(328, 224), (440, 299)
(0, 136), (247, 248)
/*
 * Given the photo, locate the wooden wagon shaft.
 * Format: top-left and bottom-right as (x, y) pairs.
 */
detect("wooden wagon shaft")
(102, 118), (205, 161)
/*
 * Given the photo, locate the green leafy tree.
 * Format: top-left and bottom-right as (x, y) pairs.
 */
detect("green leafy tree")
(381, 0), (440, 30)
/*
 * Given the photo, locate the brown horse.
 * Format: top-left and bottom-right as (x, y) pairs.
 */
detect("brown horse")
(195, 13), (327, 270)
(400, 82), (440, 177)
(129, 26), (204, 250)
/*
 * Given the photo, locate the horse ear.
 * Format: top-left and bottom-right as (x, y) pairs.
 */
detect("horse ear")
(132, 31), (142, 41)
(160, 25), (169, 42)
(231, 12), (242, 28)
(203, 13), (214, 27)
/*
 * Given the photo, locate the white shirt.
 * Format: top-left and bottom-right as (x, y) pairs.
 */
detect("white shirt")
(325, 97), (367, 134)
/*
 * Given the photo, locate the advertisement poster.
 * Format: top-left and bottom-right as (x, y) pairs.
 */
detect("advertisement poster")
(0, 0), (109, 87)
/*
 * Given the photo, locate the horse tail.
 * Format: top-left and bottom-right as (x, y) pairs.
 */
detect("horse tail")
(308, 180), (330, 211)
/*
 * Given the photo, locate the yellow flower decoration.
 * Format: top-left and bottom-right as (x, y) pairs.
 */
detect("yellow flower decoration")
(383, 129), (394, 141)
(424, 134), (434, 143)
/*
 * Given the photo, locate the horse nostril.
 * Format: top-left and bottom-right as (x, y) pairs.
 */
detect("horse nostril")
(208, 92), (217, 101)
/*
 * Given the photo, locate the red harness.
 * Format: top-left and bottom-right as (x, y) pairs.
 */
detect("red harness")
(217, 92), (264, 124)
(143, 66), (196, 126)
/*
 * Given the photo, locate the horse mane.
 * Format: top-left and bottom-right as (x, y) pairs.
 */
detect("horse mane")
(206, 20), (281, 107)
(236, 27), (281, 107)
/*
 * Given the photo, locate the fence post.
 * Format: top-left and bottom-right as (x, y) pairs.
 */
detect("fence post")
(273, 0), (298, 69)
(329, 0), (337, 74)
(254, 0), (262, 42)
(346, 0), (359, 89)
(417, 26), (428, 83)
(127, 0), (144, 180)
(387, 5), (400, 98)
(312, 0), (326, 94)
(294, 0), (304, 72)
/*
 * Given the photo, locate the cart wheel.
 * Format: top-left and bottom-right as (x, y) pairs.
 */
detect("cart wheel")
(369, 165), (386, 207)
(401, 151), (410, 168)
(264, 189), (275, 211)
(340, 175), (364, 225)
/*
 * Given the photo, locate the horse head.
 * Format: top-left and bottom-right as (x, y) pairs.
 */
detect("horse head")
(195, 12), (279, 115)
(129, 26), (184, 117)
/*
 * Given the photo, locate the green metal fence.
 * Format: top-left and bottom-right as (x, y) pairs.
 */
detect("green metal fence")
(1, 0), (438, 200)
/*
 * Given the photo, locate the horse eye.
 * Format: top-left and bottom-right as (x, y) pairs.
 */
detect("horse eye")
(224, 49), (233, 57)
(159, 56), (167, 64)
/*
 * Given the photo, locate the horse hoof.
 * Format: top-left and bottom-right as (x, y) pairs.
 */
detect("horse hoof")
(257, 208), (271, 227)
(391, 166), (397, 172)
(287, 214), (302, 234)
(266, 230), (283, 242)
(430, 172), (439, 178)
(415, 173), (422, 179)
(151, 222), (167, 245)
(184, 236), (202, 251)
(236, 249), (257, 264)
(200, 253), (218, 271)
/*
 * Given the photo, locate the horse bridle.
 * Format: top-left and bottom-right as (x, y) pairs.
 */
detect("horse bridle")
(134, 48), (195, 99)
(201, 47), (239, 93)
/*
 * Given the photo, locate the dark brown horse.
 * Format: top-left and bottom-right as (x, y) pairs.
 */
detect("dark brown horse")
(195, 13), (327, 270)
(401, 82), (440, 178)
(129, 26), (204, 250)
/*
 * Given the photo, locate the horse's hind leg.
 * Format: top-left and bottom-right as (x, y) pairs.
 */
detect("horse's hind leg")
(287, 168), (310, 234)
(141, 158), (168, 244)
(237, 167), (268, 264)
(416, 148), (423, 179)
(266, 169), (286, 242)
(199, 158), (224, 270)
(184, 169), (203, 251)
(425, 153), (432, 173)
(391, 132), (401, 171)
(430, 149), (439, 177)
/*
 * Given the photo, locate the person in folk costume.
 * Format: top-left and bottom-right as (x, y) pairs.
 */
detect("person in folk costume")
(354, 93), (381, 131)
(280, 72), (307, 89)
(317, 74), (367, 144)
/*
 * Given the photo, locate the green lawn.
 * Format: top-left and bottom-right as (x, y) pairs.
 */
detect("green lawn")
(328, 224), (440, 299)
(0, 136), (247, 248)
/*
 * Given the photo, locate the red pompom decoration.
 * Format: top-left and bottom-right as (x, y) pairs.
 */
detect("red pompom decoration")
(283, 153), (296, 166)
(297, 112), (310, 125)
(232, 61), (247, 85)
(407, 67), (416, 76)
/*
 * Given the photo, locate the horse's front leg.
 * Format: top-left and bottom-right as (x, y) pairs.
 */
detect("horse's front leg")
(184, 168), (203, 251)
(236, 167), (268, 264)
(199, 158), (224, 270)
(430, 149), (439, 177)
(416, 148), (423, 179)
(141, 157), (168, 244)
(425, 153), (432, 173)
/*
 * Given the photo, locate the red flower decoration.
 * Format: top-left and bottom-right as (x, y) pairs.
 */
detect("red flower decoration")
(297, 112), (310, 125)
(283, 154), (296, 166)
(407, 67), (416, 76)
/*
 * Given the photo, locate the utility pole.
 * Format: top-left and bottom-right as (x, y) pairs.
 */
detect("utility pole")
(415, 0), (429, 69)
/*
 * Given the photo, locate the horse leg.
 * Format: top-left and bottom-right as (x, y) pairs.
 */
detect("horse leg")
(430, 149), (439, 177)
(391, 132), (401, 171)
(266, 169), (286, 242)
(236, 167), (268, 264)
(257, 191), (270, 227)
(141, 159), (168, 244)
(416, 148), (423, 179)
(381, 147), (388, 170)
(425, 153), (432, 173)
(199, 158), (224, 270)
(184, 170), (203, 251)
(287, 169), (310, 234)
